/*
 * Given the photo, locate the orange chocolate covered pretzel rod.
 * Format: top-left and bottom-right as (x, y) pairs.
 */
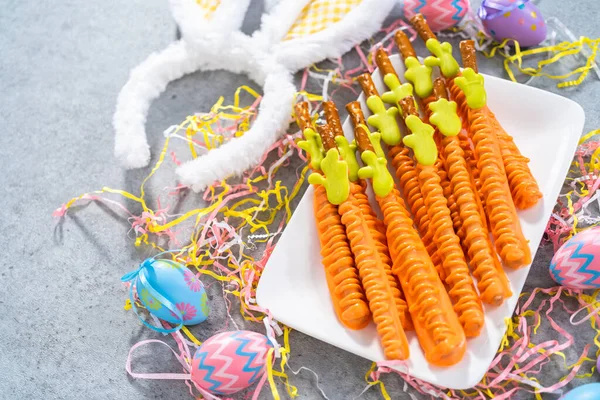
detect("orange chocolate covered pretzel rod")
(391, 33), (462, 235)
(323, 102), (413, 330)
(460, 41), (542, 210)
(351, 115), (466, 366)
(431, 80), (512, 305)
(400, 97), (484, 337)
(307, 120), (409, 359)
(410, 15), (485, 211)
(452, 54), (532, 269)
(347, 98), (445, 279)
(336, 183), (410, 358)
(295, 102), (371, 330)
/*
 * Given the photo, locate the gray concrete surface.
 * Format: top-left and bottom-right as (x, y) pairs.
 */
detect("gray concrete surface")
(1, 0), (600, 399)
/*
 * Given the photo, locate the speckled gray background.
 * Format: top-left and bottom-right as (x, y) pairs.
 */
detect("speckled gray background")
(2, 0), (600, 399)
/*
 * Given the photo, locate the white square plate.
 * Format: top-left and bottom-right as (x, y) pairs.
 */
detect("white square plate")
(256, 54), (585, 389)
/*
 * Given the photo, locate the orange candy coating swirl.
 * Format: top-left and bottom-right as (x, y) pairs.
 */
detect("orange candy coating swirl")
(377, 188), (466, 366)
(339, 187), (410, 360)
(441, 135), (512, 305)
(388, 145), (444, 279)
(313, 184), (371, 330)
(468, 108), (532, 269)
(352, 182), (413, 330)
(417, 164), (484, 337)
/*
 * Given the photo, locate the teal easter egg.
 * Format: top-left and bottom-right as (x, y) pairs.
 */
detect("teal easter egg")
(560, 383), (600, 400)
(134, 258), (209, 326)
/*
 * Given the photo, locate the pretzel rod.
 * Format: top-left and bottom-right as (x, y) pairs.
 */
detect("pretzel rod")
(322, 101), (345, 138)
(394, 30), (417, 59)
(430, 81), (512, 305)
(295, 105), (371, 330)
(339, 185), (410, 359)
(346, 102), (375, 152)
(295, 101), (313, 132)
(400, 97), (484, 337)
(325, 103), (412, 330)
(316, 123), (336, 151)
(459, 41), (542, 210)
(375, 48), (398, 78)
(357, 73), (380, 98)
(305, 116), (410, 352)
(350, 119), (464, 365)
(410, 14), (437, 42)
(459, 41), (478, 72)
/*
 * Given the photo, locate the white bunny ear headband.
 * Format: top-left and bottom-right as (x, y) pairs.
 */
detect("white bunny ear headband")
(114, 0), (397, 192)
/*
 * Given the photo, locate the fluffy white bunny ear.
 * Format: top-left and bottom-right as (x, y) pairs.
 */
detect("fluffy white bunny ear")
(114, 0), (251, 169)
(272, 0), (397, 72)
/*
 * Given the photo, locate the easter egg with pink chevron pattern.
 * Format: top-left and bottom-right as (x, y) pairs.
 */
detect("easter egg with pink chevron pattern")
(191, 330), (272, 395)
(549, 227), (600, 289)
(404, 0), (469, 31)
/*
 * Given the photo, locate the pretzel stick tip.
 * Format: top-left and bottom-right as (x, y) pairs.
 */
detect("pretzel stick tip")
(410, 14), (437, 42)
(294, 101), (312, 131)
(459, 40), (478, 72)
(357, 73), (379, 98)
(322, 101), (345, 138)
(316, 123), (336, 151)
(399, 96), (419, 118)
(394, 30), (417, 59)
(346, 101), (367, 128)
(433, 78), (449, 100)
(375, 48), (398, 78)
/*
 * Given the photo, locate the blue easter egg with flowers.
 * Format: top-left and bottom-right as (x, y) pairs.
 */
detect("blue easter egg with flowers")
(125, 258), (209, 328)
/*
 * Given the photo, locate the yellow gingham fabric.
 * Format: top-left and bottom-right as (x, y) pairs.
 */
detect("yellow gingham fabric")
(285, 0), (363, 40)
(196, 0), (221, 20)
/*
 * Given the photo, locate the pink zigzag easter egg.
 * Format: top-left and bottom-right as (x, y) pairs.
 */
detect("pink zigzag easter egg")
(404, 0), (469, 31)
(191, 330), (272, 395)
(549, 227), (600, 290)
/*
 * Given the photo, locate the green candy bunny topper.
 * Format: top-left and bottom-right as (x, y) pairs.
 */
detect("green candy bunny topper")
(398, 97), (438, 166)
(424, 39), (460, 79)
(381, 74), (415, 110)
(455, 68), (487, 110)
(297, 126), (323, 170)
(306, 125), (350, 205)
(394, 30), (434, 99)
(355, 125), (394, 198)
(308, 146), (350, 205)
(366, 95), (401, 146)
(404, 57), (433, 99)
(356, 72), (401, 146)
(295, 102), (349, 205)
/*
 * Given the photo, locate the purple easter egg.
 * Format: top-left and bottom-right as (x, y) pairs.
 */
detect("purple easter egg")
(479, 0), (547, 47)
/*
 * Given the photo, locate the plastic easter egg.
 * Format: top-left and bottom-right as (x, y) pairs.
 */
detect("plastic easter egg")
(549, 227), (600, 289)
(123, 258), (209, 329)
(560, 383), (600, 400)
(479, 0), (547, 47)
(191, 330), (272, 395)
(404, 0), (469, 31)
